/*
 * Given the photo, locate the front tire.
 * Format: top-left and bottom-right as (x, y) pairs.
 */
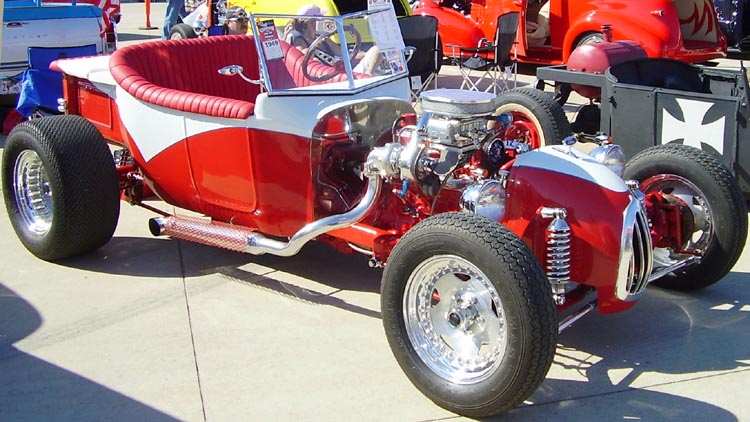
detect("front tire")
(495, 87), (571, 148)
(624, 144), (748, 290)
(2, 115), (120, 261)
(381, 212), (557, 417)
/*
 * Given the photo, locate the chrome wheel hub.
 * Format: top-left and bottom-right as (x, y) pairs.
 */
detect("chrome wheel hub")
(403, 255), (507, 384)
(13, 150), (53, 235)
(644, 174), (713, 267)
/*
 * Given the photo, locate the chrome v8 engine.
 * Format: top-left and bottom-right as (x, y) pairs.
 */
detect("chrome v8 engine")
(366, 89), (515, 194)
(381, 89), (509, 193)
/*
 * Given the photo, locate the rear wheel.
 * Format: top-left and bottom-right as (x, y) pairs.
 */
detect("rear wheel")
(495, 87), (571, 148)
(381, 212), (557, 417)
(2, 115), (120, 261)
(169, 23), (197, 40)
(624, 144), (747, 290)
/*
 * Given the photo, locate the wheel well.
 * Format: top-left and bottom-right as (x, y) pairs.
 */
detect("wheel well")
(573, 31), (603, 48)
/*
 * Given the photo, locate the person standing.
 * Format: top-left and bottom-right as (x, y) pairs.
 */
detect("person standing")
(162, 0), (188, 40)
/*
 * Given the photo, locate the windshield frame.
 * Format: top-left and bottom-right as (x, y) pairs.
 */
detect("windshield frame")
(249, 9), (409, 96)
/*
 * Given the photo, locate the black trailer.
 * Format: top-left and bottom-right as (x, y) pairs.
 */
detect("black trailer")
(537, 58), (750, 197)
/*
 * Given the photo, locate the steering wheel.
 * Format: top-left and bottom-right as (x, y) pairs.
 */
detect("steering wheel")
(302, 24), (362, 83)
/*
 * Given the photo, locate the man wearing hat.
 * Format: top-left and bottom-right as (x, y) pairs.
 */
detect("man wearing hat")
(222, 6), (250, 35)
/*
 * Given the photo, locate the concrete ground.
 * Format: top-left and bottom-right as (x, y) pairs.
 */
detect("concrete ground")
(1, 3), (749, 421)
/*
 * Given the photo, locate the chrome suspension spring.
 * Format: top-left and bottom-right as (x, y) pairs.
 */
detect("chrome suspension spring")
(540, 207), (571, 305)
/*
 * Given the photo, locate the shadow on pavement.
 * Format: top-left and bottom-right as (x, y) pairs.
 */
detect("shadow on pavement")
(0, 282), (181, 421)
(55, 235), (382, 318)
(58, 236), (382, 294)
(495, 272), (750, 420)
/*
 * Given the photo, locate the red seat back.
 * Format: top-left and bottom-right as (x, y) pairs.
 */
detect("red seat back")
(110, 35), (262, 119)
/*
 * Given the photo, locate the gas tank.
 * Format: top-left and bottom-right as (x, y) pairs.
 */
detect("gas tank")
(566, 39), (647, 99)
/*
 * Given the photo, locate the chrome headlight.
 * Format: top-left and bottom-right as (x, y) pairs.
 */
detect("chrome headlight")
(460, 178), (507, 221)
(589, 143), (625, 178)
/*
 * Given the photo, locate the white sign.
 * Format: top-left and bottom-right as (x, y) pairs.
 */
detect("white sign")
(258, 20), (283, 61)
(367, 0), (404, 51)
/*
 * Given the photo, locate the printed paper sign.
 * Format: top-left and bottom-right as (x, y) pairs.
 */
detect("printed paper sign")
(368, 0), (393, 11)
(367, 2), (404, 51)
(258, 20), (283, 61)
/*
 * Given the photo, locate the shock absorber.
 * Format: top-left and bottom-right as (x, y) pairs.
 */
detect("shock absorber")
(540, 207), (571, 305)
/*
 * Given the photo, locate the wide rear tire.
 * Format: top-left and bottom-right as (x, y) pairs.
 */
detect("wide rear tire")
(624, 144), (747, 290)
(381, 212), (557, 417)
(2, 115), (120, 261)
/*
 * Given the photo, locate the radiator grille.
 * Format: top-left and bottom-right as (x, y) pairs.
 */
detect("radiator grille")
(616, 199), (654, 301)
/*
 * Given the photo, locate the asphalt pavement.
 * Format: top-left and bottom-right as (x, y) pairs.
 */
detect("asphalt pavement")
(1, 3), (749, 421)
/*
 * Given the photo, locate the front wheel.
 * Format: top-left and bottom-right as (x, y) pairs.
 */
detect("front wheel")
(2, 115), (120, 261)
(381, 212), (557, 417)
(495, 87), (571, 148)
(624, 144), (748, 290)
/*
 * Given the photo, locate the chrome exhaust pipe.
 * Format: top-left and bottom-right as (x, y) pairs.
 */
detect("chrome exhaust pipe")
(149, 174), (382, 257)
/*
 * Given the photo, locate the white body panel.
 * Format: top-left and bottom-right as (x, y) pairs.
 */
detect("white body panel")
(515, 145), (629, 193)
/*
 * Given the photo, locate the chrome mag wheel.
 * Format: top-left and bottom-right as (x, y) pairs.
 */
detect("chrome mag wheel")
(14, 150), (54, 236)
(403, 254), (508, 384)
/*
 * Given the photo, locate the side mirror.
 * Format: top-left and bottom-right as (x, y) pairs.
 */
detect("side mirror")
(217, 65), (262, 85)
(218, 65), (244, 76)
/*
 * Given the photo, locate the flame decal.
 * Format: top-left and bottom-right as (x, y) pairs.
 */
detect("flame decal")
(679, 1), (715, 36)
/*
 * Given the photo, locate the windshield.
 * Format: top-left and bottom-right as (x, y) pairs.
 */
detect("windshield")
(250, 9), (409, 95)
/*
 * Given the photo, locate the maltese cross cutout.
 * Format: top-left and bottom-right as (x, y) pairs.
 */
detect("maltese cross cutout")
(661, 97), (725, 155)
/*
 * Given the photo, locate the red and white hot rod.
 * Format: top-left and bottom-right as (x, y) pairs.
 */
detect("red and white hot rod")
(2, 9), (746, 418)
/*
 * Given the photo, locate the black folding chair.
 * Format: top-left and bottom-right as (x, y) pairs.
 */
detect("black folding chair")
(450, 11), (519, 94)
(398, 15), (442, 102)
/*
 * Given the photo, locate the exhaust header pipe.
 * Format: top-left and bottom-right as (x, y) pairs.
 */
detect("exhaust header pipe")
(149, 174), (382, 257)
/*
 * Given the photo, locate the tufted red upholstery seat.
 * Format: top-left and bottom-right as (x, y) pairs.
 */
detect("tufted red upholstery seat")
(110, 35), (261, 119)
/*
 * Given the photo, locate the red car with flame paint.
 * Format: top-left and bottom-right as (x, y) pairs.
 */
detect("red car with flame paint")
(415, 0), (727, 64)
(2, 9), (746, 418)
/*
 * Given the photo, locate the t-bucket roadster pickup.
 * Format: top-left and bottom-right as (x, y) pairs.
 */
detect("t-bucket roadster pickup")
(2, 9), (748, 418)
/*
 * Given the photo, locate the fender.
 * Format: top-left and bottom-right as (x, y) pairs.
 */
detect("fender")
(501, 147), (639, 313)
(414, 3), (485, 57)
(563, 11), (672, 61)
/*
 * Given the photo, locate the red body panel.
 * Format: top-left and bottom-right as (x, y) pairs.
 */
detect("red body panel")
(502, 165), (635, 313)
(124, 127), (315, 237)
(416, 0), (726, 64)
